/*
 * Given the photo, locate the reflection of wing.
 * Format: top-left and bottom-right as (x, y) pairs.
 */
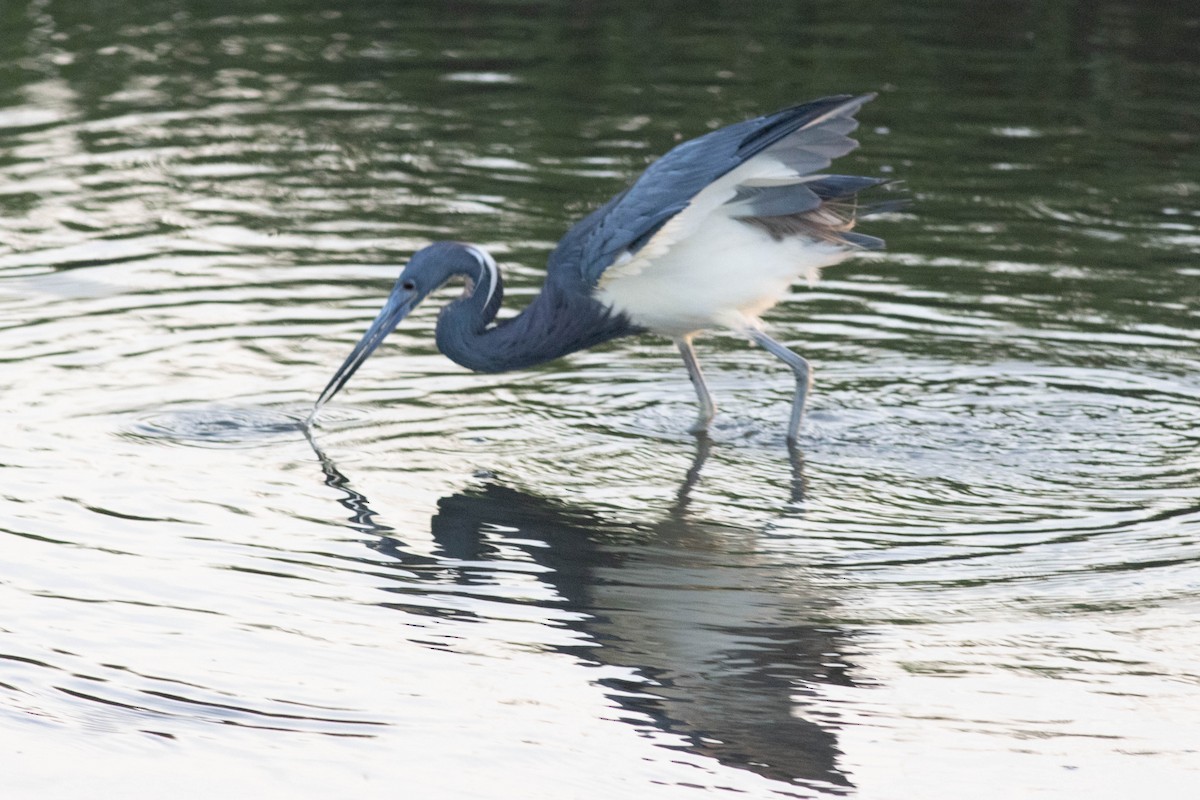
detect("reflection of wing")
(546, 94), (878, 293)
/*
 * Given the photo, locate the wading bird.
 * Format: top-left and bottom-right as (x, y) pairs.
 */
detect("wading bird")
(310, 93), (893, 440)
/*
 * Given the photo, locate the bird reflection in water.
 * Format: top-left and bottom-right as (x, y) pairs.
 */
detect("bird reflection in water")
(308, 435), (859, 794)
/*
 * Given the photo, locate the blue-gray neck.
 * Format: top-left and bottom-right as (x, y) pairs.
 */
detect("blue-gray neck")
(435, 272), (637, 374)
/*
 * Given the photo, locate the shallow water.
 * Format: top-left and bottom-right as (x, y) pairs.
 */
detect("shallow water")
(2, 1), (1199, 797)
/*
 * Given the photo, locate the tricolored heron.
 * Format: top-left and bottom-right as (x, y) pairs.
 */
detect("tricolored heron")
(311, 93), (894, 440)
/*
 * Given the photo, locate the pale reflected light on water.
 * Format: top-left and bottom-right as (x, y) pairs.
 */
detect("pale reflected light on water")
(2, 1), (1199, 797)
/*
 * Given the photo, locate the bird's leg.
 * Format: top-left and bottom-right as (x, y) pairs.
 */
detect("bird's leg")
(747, 329), (813, 442)
(675, 336), (716, 433)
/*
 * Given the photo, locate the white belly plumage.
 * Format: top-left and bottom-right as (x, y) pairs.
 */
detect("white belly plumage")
(594, 205), (851, 338)
(593, 128), (864, 338)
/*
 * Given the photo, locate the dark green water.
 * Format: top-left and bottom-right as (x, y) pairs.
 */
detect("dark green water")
(1, 2), (1198, 797)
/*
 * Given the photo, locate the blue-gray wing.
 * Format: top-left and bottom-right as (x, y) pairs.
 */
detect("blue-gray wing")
(549, 93), (879, 290)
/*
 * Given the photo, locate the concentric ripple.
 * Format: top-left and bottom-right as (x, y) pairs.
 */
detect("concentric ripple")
(128, 405), (310, 447)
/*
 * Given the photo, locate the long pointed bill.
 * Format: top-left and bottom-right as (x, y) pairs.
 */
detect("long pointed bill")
(308, 288), (420, 425)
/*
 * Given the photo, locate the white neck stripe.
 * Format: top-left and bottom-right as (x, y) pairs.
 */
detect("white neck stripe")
(465, 244), (499, 309)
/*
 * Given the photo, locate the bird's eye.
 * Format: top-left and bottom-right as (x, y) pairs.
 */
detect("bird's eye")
(401, 279), (416, 291)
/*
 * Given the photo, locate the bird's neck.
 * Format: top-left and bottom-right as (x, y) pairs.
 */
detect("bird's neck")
(436, 281), (637, 374)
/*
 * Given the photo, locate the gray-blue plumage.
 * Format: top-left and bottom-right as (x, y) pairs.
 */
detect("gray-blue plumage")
(727, 183), (826, 219)
(310, 93), (895, 440)
(808, 174), (887, 200)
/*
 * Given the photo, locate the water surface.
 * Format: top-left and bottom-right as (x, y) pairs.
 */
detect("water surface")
(2, 1), (1198, 797)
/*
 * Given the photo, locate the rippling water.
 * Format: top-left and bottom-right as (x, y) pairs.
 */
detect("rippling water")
(2, 1), (1198, 797)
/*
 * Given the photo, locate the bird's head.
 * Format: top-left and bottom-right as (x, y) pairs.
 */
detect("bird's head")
(309, 241), (500, 419)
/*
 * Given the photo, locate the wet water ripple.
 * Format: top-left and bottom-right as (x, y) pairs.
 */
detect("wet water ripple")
(3, 2), (1200, 797)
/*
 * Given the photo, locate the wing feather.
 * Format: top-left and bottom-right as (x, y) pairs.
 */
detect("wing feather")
(548, 94), (878, 290)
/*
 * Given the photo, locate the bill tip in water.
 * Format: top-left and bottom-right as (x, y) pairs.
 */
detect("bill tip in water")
(304, 404), (323, 428)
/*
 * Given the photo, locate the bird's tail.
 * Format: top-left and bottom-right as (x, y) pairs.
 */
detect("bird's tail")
(734, 175), (905, 251)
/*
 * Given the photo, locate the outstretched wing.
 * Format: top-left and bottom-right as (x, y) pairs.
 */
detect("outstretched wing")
(550, 93), (879, 290)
